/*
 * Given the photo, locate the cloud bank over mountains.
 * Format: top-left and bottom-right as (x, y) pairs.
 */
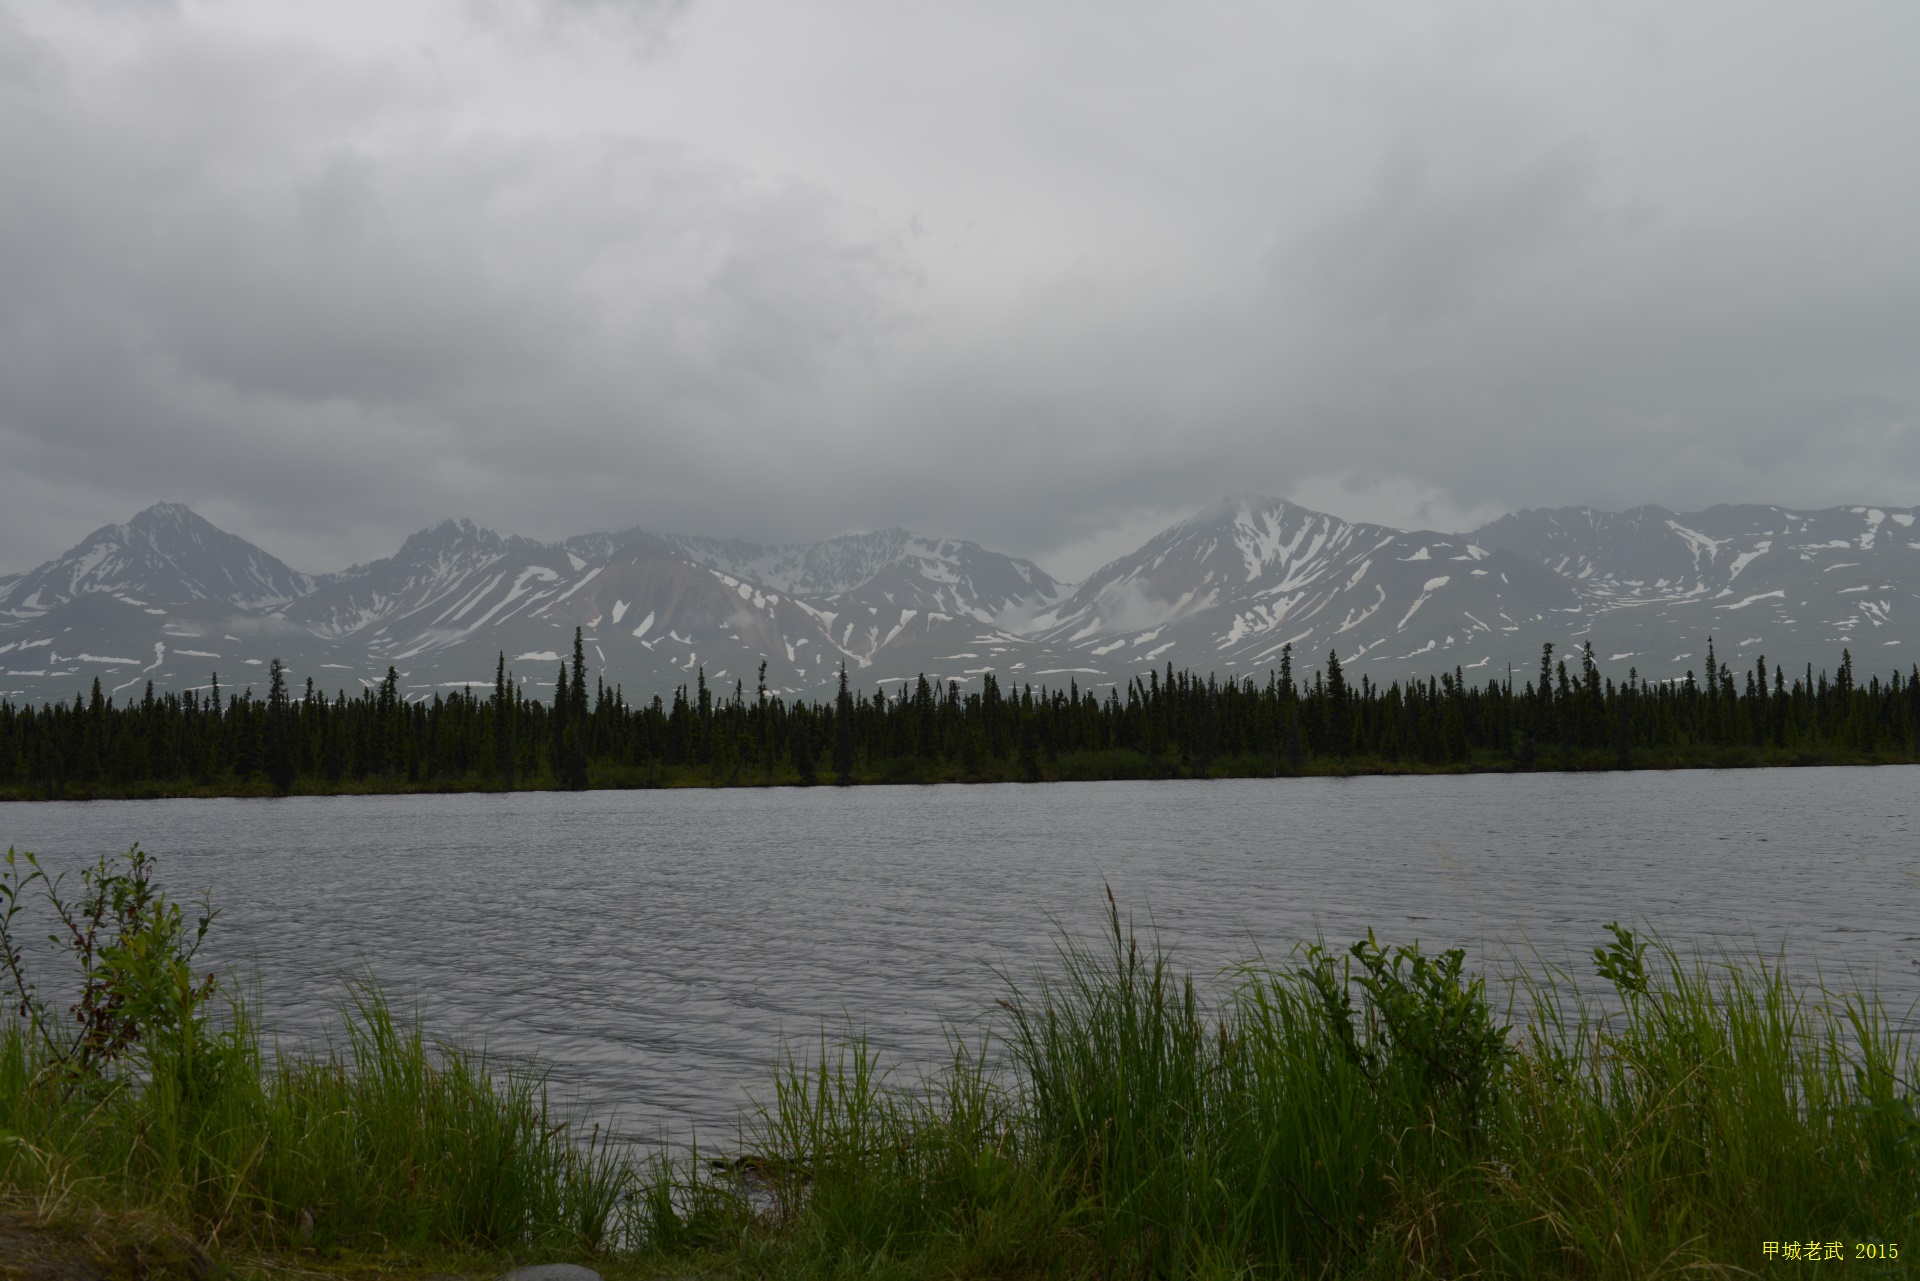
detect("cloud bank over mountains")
(1, 1), (1917, 583)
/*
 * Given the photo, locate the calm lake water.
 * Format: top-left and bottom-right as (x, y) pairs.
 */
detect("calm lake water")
(4, 769), (1917, 1142)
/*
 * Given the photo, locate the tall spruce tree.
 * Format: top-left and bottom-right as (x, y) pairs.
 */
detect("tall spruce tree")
(1615, 671), (1634, 770)
(571, 628), (589, 720)
(552, 660), (570, 782)
(567, 627), (591, 788)
(265, 657), (294, 792)
(757, 660), (772, 784)
(494, 652), (515, 787)
(1325, 649), (1351, 756)
(834, 662), (855, 785)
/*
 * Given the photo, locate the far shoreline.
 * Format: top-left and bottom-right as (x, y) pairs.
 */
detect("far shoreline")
(6, 743), (1917, 803)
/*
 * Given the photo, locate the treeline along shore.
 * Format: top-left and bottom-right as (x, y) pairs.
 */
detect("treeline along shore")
(3, 631), (1918, 799)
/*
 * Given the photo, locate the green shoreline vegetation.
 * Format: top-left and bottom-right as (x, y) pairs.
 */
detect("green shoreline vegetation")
(1, 849), (1915, 1278)
(4, 633), (1920, 801)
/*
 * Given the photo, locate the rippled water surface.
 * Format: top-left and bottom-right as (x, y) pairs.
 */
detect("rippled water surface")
(5, 769), (1917, 1140)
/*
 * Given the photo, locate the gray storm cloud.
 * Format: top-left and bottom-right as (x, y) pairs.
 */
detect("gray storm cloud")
(0, 0), (1916, 583)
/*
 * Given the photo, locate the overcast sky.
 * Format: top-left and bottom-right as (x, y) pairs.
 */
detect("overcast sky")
(2, 1), (1916, 581)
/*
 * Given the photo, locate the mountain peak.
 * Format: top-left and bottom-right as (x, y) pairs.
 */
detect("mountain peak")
(1177, 494), (1358, 539)
(133, 501), (199, 522)
(412, 516), (494, 544)
(1193, 493), (1284, 521)
(0, 503), (312, 618)
(374, 518), (535, 566)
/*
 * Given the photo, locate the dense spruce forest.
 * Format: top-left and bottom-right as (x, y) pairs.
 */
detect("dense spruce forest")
(2, 629), (1917, 798)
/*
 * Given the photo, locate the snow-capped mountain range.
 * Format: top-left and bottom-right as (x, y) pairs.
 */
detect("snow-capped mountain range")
(2, 497), (1914, 704)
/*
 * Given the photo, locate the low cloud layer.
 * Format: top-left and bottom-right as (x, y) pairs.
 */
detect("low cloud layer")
(2, 1), (1916, 583)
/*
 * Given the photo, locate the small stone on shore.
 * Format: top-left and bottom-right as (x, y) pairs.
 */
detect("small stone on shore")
(500, 1266), (603, 1281)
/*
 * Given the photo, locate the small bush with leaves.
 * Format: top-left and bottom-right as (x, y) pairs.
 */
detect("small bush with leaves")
(1592, 919), (1649, 1000)
(1301, 929), (1512, 1143)
(0, 844), (218, 1089)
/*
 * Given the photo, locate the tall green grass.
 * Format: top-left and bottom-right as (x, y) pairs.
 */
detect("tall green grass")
(0, 980), (633, 1253)
(710, 903), (1919, 1278)
(2, 851), (1914, 1276)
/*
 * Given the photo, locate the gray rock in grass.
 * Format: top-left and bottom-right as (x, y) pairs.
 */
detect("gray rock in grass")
(500, 1266), (604, 1281)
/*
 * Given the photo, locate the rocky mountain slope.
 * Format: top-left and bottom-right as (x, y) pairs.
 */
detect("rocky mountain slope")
(2, 498), (1914, 705)
(1022, 497), (1579, 680)
(1473, 504), (1920, 674)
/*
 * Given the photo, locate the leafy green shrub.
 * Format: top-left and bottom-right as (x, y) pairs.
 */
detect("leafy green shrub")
(1, 844), (219, 1090)
(1302, 929), (1512, 1145)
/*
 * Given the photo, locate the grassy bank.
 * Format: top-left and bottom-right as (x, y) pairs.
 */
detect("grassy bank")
(2, 851), (1915, 1278)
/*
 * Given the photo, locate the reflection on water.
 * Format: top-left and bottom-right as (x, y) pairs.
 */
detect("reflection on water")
(4, 768), (1916, 1141)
